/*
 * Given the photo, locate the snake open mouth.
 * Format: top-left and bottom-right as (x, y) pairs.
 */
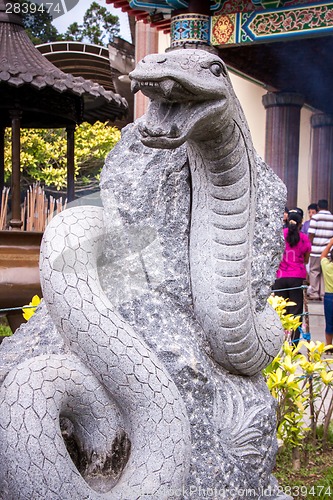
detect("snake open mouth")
(130, 77), (225, 148)
(137, 99), (186, 145)
(131, 78), (196, 101)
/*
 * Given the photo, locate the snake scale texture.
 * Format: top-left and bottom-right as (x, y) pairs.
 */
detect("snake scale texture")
(0, 206), (191, 498)
(0, 49), (286, 498)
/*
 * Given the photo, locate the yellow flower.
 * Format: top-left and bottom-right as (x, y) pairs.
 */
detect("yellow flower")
(299, 359), (323, 374)
(22, 295), (41, 321)
(282, 355), (299, 374)
(303, 340), (322, 353)
(320, 370), (333, 385)
(268, 295), (301, 331)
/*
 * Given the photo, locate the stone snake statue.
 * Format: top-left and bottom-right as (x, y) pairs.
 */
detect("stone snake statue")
(0, 206), (191, 498)
(0, 49), (288, 499)
(130, 49), (284, 376)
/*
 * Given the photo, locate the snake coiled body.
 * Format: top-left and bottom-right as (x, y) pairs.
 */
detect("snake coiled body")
(187, 121), (283, 375)
(0, 206), (190, 498)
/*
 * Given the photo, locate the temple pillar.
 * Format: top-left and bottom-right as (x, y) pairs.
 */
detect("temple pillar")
(262, 92), (304, 208)
(66, 124), (76, 203)
(134, 21), (159, 119)
(170, 0), (211, 49)
(310, 113), (333, 208)
(9, 110), (23, 230)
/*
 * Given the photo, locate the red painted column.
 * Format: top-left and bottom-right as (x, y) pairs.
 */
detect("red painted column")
(134, 21), (159, 119)
(310, 113), (333, 208)
(262, 92), (304, 208)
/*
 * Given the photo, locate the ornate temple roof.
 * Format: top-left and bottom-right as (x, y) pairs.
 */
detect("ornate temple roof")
(108, 0), (333, 115)
(0, 0), (128, 127)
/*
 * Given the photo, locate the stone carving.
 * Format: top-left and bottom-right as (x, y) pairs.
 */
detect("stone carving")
(0, 49), (290, 499)
(130, 49), (284, 376)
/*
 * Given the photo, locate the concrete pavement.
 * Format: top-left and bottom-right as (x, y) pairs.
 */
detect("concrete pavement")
(306, 300), (326, 345)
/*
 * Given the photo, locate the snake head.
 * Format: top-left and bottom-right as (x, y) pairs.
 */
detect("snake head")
(130, 50), (232, 149)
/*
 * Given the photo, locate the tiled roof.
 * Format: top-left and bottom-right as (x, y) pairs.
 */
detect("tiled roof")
(0, 1), (128, 124)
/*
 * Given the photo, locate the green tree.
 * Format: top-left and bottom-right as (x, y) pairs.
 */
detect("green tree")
(19, 0), (62, 44)
(64, 21), (84, 42)
(4, 122), (121, 190)
(65, 2), (120, 46)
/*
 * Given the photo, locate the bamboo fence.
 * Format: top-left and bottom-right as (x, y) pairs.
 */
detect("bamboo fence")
(0, 187), (10, 230)
(0, 183), (66, 232)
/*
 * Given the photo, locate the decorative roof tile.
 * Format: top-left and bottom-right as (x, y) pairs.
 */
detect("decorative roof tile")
(0, 0), (128, 123)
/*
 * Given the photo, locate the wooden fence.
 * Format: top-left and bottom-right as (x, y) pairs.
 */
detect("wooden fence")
(0, 184), (66, 231)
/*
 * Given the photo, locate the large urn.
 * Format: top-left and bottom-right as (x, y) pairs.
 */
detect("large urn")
(0, 231), (42, 332)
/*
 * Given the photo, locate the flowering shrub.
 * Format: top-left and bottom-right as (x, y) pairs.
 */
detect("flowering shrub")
(265, 294), (333, 467)
(267, 295), (302, 333)
(264, 342), (333, 445)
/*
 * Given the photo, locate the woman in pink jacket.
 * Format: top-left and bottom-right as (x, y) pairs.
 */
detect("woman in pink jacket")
(272, 209), (311, 343)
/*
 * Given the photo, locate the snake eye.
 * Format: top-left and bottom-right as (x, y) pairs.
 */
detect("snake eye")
(209, 63), (225, 77)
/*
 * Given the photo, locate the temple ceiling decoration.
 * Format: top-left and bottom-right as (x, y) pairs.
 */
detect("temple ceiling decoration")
(107, 0), (333, 114)
(211, 1), (333, 45)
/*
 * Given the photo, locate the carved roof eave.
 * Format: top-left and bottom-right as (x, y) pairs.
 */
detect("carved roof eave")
(0, 16), (128, 125)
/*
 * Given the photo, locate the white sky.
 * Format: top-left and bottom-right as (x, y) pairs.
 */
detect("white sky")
(52, 0), (132, 42)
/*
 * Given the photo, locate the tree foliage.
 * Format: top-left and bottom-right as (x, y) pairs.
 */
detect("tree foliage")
(4, 122), (121, 190)
(63, 21), (83, 42)
(11, 3), (122, 189)
(64, 2), (120, 46)
(19, 0), (120, 46)
(19, 0), (62, 44)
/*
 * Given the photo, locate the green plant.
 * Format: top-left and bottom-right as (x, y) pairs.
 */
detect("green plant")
(275, 445), (333, 499)
(0, 316), (12, 337)
(317, 421), (333, 445)
(264, 342), (310, 458)
(264, 341), (333, 469)
(265, 295), (333, 470)
(267, 294), (302, 333)
(0, 324), (12, 337)
(4, 122), (121, 190)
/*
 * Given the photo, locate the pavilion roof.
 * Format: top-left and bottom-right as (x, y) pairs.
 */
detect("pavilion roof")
(0, 1), (128, 126)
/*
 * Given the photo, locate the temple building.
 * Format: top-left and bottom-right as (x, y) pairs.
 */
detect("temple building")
(107, 0), (333, 213)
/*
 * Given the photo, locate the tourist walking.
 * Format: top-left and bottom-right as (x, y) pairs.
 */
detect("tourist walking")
(273, 209), (311, 343)
(301, 203), (318, 236)
(320, 237), (333, 350)
(308, 200), (333, 300)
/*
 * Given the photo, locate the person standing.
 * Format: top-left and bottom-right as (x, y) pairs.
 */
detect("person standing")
(308, 200), (333, 300)
(273, 210), (311, 343)
(301, 203), (318, 236)
(283, 206), (289, 228)
(320, 237), (333, 350)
